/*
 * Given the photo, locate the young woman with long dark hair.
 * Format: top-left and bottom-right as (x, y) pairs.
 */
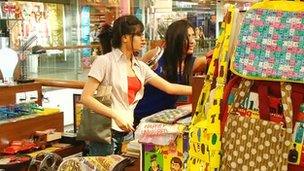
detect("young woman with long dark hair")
(134, 19), (211, 126)
(81, 15), (192, 155)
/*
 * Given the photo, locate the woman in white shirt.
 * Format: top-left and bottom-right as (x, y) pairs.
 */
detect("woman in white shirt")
(81, 15), (192, 155)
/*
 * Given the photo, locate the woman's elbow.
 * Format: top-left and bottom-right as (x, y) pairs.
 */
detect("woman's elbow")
(165, 84), (191, 95)
(164, 85), (175, 95)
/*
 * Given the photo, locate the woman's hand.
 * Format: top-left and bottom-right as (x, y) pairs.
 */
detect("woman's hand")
(147, 59), (159, 70)
(113, 116), (135, 132)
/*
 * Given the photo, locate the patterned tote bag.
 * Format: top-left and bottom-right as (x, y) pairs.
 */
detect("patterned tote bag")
(221, 79), (294, 171)
(188, 5), (237, 171)
(227, 1), (304, 170)
(230, 0), (304, 84)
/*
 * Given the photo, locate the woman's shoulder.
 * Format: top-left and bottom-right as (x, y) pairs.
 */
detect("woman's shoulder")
(94, 52), (114, 62)
(136, 59), (150, 70)
(140, 46), (164, 63)
(140, 48), (159, 62)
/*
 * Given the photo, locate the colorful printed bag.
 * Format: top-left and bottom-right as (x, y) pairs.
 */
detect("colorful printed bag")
(228, 1), (304, 170)
(220, 76), (304, 171)
(221, 79), (294, 171)
(188, 5), (237, 171)
(230, 0), (304, 84)
(220, 76), (304, 133)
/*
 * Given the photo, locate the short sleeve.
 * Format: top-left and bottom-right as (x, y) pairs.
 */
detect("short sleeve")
(139, 61), (158, 84)
(88, 55), (107, 82)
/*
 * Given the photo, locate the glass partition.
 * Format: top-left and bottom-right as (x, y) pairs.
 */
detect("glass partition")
(26, 48), (85, 81)
(3, 0), (222, 82)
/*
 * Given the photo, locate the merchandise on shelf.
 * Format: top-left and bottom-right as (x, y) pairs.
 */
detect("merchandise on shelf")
(0, 102), (44, 121)
(136, 109), (191, 171)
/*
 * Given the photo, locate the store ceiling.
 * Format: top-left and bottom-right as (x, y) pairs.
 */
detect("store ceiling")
(197, 0), (217, 10)
(17, 0), (70, 4)
(196, 0), (259, 9)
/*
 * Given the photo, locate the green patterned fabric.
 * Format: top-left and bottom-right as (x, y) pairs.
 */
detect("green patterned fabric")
(232, 9), (304, 83)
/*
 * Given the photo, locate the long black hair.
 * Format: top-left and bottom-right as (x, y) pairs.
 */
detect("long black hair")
(162, 20), (194, 84)
(98, 15), (144, 54)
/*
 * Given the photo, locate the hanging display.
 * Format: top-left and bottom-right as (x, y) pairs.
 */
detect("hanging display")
(188, 5), (236, 171)
(231, 0), (304, 83)
(227, 0), (304, 170)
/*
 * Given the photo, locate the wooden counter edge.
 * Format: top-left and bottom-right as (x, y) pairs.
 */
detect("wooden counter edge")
(35, 79), (85, 89)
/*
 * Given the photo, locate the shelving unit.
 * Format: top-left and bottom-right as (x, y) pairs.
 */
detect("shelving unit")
(80, 0), (106, 26)
(0, 112), (64, 151)
(79, 0), (105, 53)
(90, 12), (106, 24)
(79, 0), (118, 58)
(0, 83), (63, 151)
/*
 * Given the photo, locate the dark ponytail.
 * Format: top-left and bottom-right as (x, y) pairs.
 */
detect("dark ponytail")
(98, 15), (144, 54)
(111, 15), (144, 48)
(98, 24), (113, 54)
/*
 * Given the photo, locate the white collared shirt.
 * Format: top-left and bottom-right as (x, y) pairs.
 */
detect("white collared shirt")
(88, 48), (157, 131)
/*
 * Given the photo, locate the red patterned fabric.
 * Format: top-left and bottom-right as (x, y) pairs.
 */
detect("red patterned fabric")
(221, 75), (304, 134)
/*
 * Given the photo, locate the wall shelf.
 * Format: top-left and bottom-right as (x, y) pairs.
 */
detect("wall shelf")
(0, 112), (63, 150)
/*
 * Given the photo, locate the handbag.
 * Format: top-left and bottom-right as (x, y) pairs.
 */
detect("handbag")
(187, 5), (237, 170)
(77, 86), (112, 143)
(221, 79), (294, 171)
(228, 1), (304, 170)
(220, 75), (304, 133)
(230, 0), (304, 84)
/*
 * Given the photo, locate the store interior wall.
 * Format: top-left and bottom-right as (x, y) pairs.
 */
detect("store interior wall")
(43, 88), (82, 129)
(0, 0), (218, 129)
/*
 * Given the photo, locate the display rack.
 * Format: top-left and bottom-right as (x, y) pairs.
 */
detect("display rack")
(0, 82), (63, 151)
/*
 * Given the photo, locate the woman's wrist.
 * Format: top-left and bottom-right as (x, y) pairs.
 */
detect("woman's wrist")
(105, 107), (117, 120)
(111, 111), (119, 120)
